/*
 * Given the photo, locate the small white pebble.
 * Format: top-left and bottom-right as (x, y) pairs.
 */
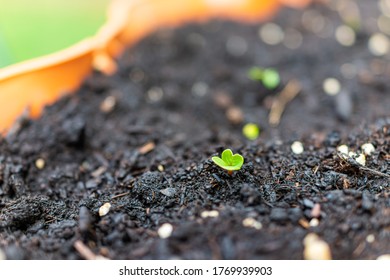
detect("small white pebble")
(242, 217), (263, 230)
(303, 233), (332, 260)
(366, 234), (375, 243)
(379, 0), (390, 17)
(303, 233), (317, 246)
(309, 218), (320, 227)
(291, 141), (304, 155)
(337, 144), (349, 155)
(348, 151), (357, 158)
(99, 203), (111, 217)
(157, 164), (164, 172)
(100, 96), (116, 113)
(259, 23), (284, 45)
(192, 82), (209, 97)
(377, 254), (390, 260)
(361, 143), (375, 156)
(147, 87), (164, 102)
(355, 153), (366, 166)
(200, 210), (219, 218)
(336, 0), (361, 28)
(323, 78), (341, 96)
(158, 223), (173, 239)
(368, 33), (390, 56)
(35, 158), (45, 170)
(0, 248), (5, 260)
(335, 25), (356, 47)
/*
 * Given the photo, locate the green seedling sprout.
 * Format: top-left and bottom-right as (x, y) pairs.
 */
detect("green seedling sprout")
(212, 149), (244, 175)
(248, 67), (280, 90)
(243, 123), (260, 140)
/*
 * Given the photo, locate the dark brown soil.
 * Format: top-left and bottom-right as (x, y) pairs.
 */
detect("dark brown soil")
(0, 2), (389, 260)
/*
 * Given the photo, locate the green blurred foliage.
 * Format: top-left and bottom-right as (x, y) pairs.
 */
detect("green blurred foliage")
(0, 0), (108, 68)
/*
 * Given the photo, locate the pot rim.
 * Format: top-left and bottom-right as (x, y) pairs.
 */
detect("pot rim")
(0, 0), (311, 134)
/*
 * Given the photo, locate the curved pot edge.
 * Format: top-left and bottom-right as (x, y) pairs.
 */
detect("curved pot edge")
(0, 0), (312, 134)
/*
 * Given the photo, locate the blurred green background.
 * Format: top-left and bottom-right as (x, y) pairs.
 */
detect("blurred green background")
(0, 0), (109, 68)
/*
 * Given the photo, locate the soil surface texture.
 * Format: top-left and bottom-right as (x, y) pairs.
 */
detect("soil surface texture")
(0, 1), (389, 260)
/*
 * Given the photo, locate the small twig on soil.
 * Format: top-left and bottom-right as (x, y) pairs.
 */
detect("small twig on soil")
(138, 141), (156, 155)
(44, 218), (57, 224)
(268, 79), (302, 127)
(74, 240), (108, 260)
(352, 242), (366, 258)
(298, 218), (310, 229)
(111, 192), (130, 199)
(91, 166), (107, 178)
(337, 152), (390, 179)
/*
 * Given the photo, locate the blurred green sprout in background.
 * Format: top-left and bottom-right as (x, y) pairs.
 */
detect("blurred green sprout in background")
(248, 66), (281, 90)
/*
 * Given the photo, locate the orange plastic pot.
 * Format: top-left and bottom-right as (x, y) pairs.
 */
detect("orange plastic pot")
(0, 0), (311, 134)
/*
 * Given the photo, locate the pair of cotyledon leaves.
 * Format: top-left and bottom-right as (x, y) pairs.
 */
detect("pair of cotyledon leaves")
(248, 67), (280, 90)
(212, 149), (244, 171)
